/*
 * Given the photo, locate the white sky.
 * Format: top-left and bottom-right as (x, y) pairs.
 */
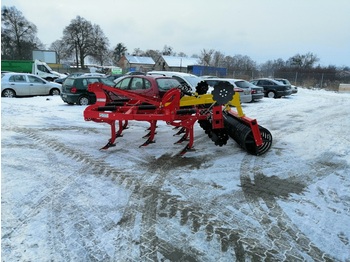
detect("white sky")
(2, 0), (350, 67)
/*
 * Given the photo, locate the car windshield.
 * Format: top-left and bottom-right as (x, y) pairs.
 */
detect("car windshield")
(100, 78), (116, 87)
(156, 78), (181, 91)
(234, 80), (251, 88)
(182, 75), (202, 87)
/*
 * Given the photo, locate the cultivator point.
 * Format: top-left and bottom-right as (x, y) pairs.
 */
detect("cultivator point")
(83, 81), (272, 155)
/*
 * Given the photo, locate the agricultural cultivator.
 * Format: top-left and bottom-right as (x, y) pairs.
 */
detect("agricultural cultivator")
(83, 81), (272, 155)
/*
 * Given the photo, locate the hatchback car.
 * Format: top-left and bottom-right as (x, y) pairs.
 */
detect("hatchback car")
(250, 78), (292, 98)
(114, 75), (182, 98)
(60, 76), (116, 105)
(1, 72), (62, 97)
(202, 78), (253, 103)
(147, 71), (203, 93)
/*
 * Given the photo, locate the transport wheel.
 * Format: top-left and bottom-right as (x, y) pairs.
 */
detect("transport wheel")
(78, 96), (90, 105)
(2, 89), (16, 98)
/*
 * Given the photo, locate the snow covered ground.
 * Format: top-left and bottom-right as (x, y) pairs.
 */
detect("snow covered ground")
(1, 87), (350, 261)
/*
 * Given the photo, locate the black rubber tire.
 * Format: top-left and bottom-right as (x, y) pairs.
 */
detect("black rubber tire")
(50, 88), (60, 96)
(2, 89), (16, 98)
(267, 91), (276, 98)
(78, 96), (90, 106)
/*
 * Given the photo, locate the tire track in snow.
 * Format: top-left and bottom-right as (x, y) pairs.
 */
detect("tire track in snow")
(6, 126), (341, 261)
(239, 153), (337, 261)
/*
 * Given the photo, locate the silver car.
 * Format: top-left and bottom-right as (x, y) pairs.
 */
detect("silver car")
(234, 79), (264, 102)
(1, 72), (62, 97)
(202, 78), (253, 103)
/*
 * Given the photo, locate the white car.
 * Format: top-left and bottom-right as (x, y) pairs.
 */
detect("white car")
(147, 71), (202, 92)
(202, 78), (253, 103)
(1, 72), (62, 97)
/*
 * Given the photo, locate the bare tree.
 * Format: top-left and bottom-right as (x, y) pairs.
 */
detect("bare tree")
(288, 52), (319, 69)
(144, 49), (161, 63)
(1, 6), (43, 59)
(212, 51), (225, 67)
(199, 49), (214, 66)
(132, 48), (144, 56)
(49, 40), (68, 64)
(162, 45), (174, 55)
(177, 52), (187, 57)
(62, 16), (97, 68)
(88, 24), (109, 66)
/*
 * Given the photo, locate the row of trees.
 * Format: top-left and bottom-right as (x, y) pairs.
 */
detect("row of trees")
(2, 6), (349, 88)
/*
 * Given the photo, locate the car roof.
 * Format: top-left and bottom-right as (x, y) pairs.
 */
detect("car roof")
(116, 74), (178, 81)
(1, 72), (42, 78)
(251, 78), (284, 83)
(69, 75), (106, 79)
(147, 71), (198, 77)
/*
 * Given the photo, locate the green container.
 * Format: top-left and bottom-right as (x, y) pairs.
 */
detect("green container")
(1, 60), (33, 73)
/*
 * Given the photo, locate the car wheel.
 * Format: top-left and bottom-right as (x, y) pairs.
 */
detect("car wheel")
(50, 88), (60, 95)
(2, 89), (16, 98)
(267, 91), (276, 98)
(78, 96), (90, 105)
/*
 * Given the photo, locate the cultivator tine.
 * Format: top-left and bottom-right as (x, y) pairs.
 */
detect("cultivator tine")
(140, 121), (157, 147)
(122, 120), (129, 130)
(116, 120), (125, 137)
(174, 133), (188, 144)
(173, 127), (186, 136)
(179, 144), (195, 155)
(139, 138), (156, 147)
(100, 140), (116, 150)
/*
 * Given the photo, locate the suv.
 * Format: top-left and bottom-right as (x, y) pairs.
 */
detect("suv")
(250, 78), (292, 98)
(60, 75), (116, 105)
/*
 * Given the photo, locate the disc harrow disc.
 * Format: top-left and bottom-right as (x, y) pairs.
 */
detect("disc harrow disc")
(196, 81), (209, 95)
(211, 81), (235, 104)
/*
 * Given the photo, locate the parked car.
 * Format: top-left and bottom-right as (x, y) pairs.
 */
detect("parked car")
(60, 75), (116, 105)
(147, 71), (203, 93)
(1, 72), (62, 97)
(202, 78), (253, 103)
(125, 71), (146, 76)
(233, 79), (264, 102)
(274, 78), (298, 94)
(55, 72), (106, 84)
(114, 75), (182, 98)
(107, 74), (124, 82)
(250, 78), (292, 98)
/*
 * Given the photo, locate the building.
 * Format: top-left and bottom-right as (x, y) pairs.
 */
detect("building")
(119, 55), (155, 73)
(153, 55), (199, 72)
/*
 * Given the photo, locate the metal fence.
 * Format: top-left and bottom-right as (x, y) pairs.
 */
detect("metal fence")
(228, 70), (350, 91)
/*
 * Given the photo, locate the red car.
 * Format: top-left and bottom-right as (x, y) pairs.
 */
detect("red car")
(114, 75), (182, 99)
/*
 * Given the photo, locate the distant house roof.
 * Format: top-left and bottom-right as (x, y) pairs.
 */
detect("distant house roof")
(125, 55), (155, 65)
(162, 56), (199, 67)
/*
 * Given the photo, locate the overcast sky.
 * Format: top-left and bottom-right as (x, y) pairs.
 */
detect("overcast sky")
(2, 0), (350, 67)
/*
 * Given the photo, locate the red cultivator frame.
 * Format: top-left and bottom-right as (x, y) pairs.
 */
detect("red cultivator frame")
(83, 81), (272, 155)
